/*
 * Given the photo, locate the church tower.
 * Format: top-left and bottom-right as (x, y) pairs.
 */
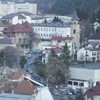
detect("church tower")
(70, 11), (81, 59)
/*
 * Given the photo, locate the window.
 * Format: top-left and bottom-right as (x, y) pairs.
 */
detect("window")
(19, 38), (21, 43)
(79, 83), (84, 87)
(21, 45), (24, 48)
(73, 29), (76, 34)
(38, 28), (40, 31)
(43, 34), (45, 36)
(58, 40), (61, 42)
(25, 45), (28, 49)
(92, 52), (96, 56)
(73, 22), (76, 24)
(74, 82), (78, 86)
(49, 34), (52, 37)
(23, 38), (26, 43)
(97, 51), (100, 55)
(68, 81), (72, 85)
(74, 42), (77, 49)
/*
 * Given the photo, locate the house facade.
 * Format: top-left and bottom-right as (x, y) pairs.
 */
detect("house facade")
(68, 63), (100, 92)
(77, 47), (100, 62)
(3, 21), (33, 53)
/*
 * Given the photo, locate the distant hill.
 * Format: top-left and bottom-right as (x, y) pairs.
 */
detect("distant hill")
(35, 0), (100, 20)
(0, 0), (100, 20)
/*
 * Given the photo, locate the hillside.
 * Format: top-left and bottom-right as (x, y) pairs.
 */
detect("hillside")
(49, 0), (100, 15)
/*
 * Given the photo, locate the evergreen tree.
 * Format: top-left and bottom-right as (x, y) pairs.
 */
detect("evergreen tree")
(60, 43), (70, 68)
(76, 88), (84, 100)
(45, 48), (70, 86)
(44, 18), (48, 23)
(59, 43), (70, 85)
(19, 56), (27, 68)
(52, 17), (62, 23)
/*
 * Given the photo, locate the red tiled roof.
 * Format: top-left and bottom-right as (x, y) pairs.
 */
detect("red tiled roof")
(3, 21), (32, 34)
(0, 80), (18, 93)
(86, 85), (100, 98)
(53, 47), (63, 53)
(14, 80), (37, 95)
(52, 36), (73, 41)
(44, 47), (63, 54)
(11, 71), (29, 80)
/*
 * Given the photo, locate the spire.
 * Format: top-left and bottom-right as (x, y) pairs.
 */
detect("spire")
(71, 10), (80, 21)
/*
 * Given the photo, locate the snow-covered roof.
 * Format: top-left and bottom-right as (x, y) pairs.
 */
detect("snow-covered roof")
(23, 76), (44, 87)
(35, 87), (54, 100)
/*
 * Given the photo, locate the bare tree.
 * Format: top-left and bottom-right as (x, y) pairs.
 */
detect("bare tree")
(45, 50), (70, 86)
(0, 46), (19, 68)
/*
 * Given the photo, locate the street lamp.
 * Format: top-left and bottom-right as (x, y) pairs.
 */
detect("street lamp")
(47, 75), (52, 87)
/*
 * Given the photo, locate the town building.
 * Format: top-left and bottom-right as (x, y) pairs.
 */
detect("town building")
(77, 33), (100, 62)
(0, 2), (37, 17)
(32, 11), (81, 58)
(68, 63), (100, 92)
(77, 45), (100, 62)
(0, 70), (53, 100)
(0, 36), (16, 50)
(2, 12), (33, 25)
(41, 36), (74, 63)
(85, 84), (100, 100)
(3, 21), (33, 53)
(88, 33), (100, 43)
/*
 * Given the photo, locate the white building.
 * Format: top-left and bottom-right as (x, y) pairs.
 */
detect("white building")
(32, 22), (71, 40)
(32, 12), (81, 57)
(35, 87), (54, 100)
(93, 21), (100, 31)
(77, 44), (100, 62)
(2, 12), (32, 25)
(68, 63), (100, 91)
(0, 2), (37, 16)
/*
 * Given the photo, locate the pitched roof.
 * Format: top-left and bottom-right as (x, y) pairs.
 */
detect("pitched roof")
(89, 33), (100, 40)
(53, 47), (63, 53)
(32, 22), (71, 28)
(14, 80), (37, 95)
(3, 21), (33, 33)
(35, 87), (53, 100)
(0, 37), (12, 44)
(2, 13), (25, 19)
(70, 11), (80, 21)
(86, 85), (100, 98)
(11, 71), (29, 80)
(24, 76), (44, 87)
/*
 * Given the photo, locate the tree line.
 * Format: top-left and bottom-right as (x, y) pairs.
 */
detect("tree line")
(42, 0), (100, 21)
